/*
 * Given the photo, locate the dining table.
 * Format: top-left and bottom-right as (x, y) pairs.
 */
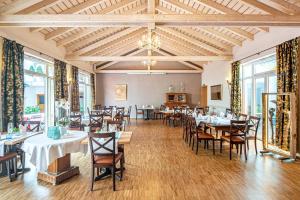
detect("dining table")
(0, 131), (43, 177)
(140, 106), (156, 120)
(21, 130), (133, 185)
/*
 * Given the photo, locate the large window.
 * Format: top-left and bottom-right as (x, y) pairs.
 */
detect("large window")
(24, 54), (54, 128)
(241, 54), (277, 138)
(79, 72), (92, 116)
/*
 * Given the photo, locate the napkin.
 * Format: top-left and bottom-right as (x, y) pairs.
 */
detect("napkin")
(227, 114), (233, 119)
(0, 140), (5, 157)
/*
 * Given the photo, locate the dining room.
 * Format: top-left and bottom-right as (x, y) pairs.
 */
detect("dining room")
(1, 0), (300, 200)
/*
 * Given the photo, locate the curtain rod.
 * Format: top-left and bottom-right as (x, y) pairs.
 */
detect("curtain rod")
(237, 45), (276, 63)
(0, 35), (94, 75)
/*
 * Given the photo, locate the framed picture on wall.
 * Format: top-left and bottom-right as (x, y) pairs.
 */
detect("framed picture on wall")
(115, 84), (127, 101)
(211, 84), (222, 100)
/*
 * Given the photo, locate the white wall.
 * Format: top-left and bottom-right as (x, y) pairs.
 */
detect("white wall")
(202, 61), (231, 113)
(202, 27), (300, 113)
(0, 27), (93, 73)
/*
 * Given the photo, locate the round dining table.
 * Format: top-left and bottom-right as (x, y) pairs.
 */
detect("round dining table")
(22, 130), (88, 185)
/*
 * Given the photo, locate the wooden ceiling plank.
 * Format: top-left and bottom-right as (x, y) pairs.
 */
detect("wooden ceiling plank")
(201, 28), (243, 46)
(193, 0), (237, 14)
(268, 0), (300, 14)
(227, 27), (254, 40)
(0, 0), (43, 14)
(241, 0), (288, 15)
(69, 27), (142, 57)
(96, 48), (145, 70)
(96, 70), (202, 73)
(158, 27), (226, 55)
(16, 0), (63, 14)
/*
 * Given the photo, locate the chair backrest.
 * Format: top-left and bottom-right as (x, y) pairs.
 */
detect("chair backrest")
(127, 106), (132, 115)
(195, 107), (204, 115)
(69, 113), (82, 129)
(94, 104), (102, 110)
(89, 114), (104, 132)
(88, 132), (118, 164)
(204, 106), (209, 114)
(229, 120), (248, 138)
(239, 113), (248, 120)
(114, 107), (125, 121)
(22, 121), (41, 132)
(103, 107), (113, 117)
(248, 116), (261, 136)
(186, 108), (194, 116)
(160, 104), (166, 111)
(225, 108), (232, 116)
(107, 120), (124, 132)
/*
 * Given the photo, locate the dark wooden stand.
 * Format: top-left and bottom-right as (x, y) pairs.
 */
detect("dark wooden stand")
(37, 154), (79, 185)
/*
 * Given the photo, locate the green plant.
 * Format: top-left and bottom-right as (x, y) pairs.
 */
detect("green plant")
(57, 117), (70, 127)
(24, 106), (41, 114)
(13, 127), (20, 133)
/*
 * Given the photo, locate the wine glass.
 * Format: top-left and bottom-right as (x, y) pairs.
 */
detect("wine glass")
(7, 122), (13, 134)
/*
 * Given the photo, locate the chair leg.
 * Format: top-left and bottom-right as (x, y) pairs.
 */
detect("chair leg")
(196, 140), (199, 154)
(112, 167), (116, 191)
(247, 139), (249, 150)
(90, 167), (95, 191)
(236, 144), (239, 154)
(220, 139), (223, 153)
(230, 143), (232, 160)
(254, 139), (258, 154)
(6, 160), (12, 182)
(13, 158), (17, 179)
(244, 143), (247, 161)
(192, 137), (194, 150)
(212, 140), (215, 155)
(240, 144), (242, 156)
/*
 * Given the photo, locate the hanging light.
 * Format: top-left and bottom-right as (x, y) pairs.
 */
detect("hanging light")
(138, 31), (161, 51)
(142, 59), (157, 66)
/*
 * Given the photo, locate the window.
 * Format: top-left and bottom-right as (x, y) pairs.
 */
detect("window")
(78, 72), (92, 116)
(241, 54), (277, 139)
(24, 54), (55, 129)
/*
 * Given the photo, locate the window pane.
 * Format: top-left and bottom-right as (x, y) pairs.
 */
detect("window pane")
(268, 75), (277, 93)
(24, 57), (46, 74)
(243, 64), (252, 78)
(243, 79), (252, 115)
(254, 55), (276, 74)
(24, 74), (46, 123)
(79, 83), (85, 113)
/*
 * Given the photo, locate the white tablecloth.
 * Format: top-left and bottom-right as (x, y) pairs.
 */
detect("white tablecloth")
(195, 116), (231, 126)
(0, 140), (4, 157)
(22, 130), (88, 172)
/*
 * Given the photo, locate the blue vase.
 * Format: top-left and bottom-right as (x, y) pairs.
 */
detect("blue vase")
(47, 126), (56, 139)
(53, 127), (61, 140)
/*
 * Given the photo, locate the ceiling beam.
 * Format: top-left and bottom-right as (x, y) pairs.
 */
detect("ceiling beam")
(201, 28), (243, 46)
(1, 14), (300, 27)
(66, 55), (233, 62)
(0, 0), (42, 14)
(96, 70), (202, 74)
(227, 27), (254, 40)
(267, 0), (300, 14)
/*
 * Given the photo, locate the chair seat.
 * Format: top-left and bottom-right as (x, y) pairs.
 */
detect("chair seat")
(0, 152), (17, 162)
(94, 153), (123, 165)
(194, 133), (214, 139)
(68, 127), (81, 131)
(221, 135), (245, 143)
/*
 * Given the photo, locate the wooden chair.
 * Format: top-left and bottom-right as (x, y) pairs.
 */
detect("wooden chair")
(114, 107), (125, 121)
(135, 105), (144, 120)
(220, 120), (249, 160)
(107, 120), (124, 132)
(89, 114), (104, 132)
(22, 121), (40, 132)
(94, 104), (102, 110)
(239, 113), (248, 120)
(154, 105), (166, 119)
(246, 116), (261, 154)
(204, 106), (209, 115)
(123, 106), (132, 124)
(182, 108), (194, 140)
(103, 107), (113, 119)
(191, 118), (215, 155)
(88, 132), (124, 191)
(69, 113), (82, 130)
(195, 107), (205, 116)
(168, 108), (182, 127)
(0, 152), (18, 182)
(225, 108), (232, 117)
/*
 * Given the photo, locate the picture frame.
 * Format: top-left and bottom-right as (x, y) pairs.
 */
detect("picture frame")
(115, 84), (127, 101)
(210, 84), (222, 100)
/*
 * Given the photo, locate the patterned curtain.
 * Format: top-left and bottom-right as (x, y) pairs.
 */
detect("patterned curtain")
(54, 59), (68, 101)
(1, 38), (24, 131)
(71, 66), (80, 112)
(91, 73), (95, 109)
(275, 37), (299, 151)
(230, 61), (241, 114)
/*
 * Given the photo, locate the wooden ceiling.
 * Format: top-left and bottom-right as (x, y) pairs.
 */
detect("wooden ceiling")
(0, 0), (300, 73)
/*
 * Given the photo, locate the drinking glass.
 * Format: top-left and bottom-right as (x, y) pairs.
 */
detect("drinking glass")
(7, 122), (13, 134)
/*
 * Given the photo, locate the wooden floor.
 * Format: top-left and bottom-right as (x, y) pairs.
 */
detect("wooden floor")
(1, 120), (300, 200)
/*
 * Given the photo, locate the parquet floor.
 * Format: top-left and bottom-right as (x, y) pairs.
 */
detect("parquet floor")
(1, 120), (300, 200)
